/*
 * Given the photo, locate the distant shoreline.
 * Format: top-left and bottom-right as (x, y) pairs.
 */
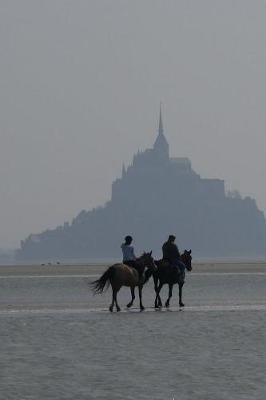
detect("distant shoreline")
(1, 261), (266, 276)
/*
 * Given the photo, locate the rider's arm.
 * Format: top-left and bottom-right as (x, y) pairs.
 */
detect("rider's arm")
(162, 243), (168, 259)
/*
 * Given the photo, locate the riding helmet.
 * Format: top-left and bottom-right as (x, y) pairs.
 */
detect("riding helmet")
(125, 235), (133, 244)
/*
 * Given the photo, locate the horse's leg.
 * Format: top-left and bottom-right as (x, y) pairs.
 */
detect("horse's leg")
(157, 282), (163, 307)
(109, 288), (115, 312)
(165, 284), (173, 308)
(154, 277), (158, 308)
(155, 282), (163, 308)
(154, 276), (163, 308)
(153, 276), (159, 308)
(138, 285), (145, 311)
(127, 287), (135, 308)
(114, 289), (121, 312)
(179, 282), (184, 307)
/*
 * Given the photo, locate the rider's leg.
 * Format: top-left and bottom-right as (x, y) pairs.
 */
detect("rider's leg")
(171, 259), (181, 274)
(123, 260), (135, 268)
(177, 260), (186, 273)
(124, 260), (141, 280)
(177, 260), (186, 281)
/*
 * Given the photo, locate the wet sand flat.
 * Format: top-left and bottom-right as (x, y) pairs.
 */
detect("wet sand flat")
(1, 261), (266, 276)
(1, 262), (266, 399)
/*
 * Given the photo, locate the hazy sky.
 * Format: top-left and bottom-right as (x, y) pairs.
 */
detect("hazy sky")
(1, 1), (266, 248)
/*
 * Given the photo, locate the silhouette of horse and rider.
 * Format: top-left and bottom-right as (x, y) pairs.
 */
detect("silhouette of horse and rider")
(91, 235), (192, 312)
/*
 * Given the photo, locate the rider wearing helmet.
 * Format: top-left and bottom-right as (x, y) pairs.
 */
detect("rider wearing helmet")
(121, 235), (137, 268)
(162, 235), (185, 275)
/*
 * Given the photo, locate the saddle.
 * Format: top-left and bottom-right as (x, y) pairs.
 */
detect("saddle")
(161, 259), (170, 268)
(161, 259), (183, 276)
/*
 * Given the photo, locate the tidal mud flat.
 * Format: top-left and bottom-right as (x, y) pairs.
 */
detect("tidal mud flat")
(1, 261), (266, 312)
(1, 260), (266, 276)
(0, 262), (266, 399)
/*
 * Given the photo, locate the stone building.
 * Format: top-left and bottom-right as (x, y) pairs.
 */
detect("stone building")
(17, 109), (266, 261)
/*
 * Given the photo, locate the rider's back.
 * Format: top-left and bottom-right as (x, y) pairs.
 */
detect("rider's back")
(162, 241), (180, 263)
(121, 243), (136, 263)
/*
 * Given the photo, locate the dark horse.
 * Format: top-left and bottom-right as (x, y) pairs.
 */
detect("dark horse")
(91, 252), (156, 312)
(145, 250), (192, 308)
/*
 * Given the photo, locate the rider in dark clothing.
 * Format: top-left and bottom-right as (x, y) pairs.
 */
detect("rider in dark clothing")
(162, 235), (185, 274)
(162, 235), (180, 261)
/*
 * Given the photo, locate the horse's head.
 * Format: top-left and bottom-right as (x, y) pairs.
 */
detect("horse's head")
(180, 249), (192, 271)
(139, 251), (157, 272)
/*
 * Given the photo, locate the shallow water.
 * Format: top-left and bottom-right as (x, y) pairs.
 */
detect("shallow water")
(0, 272), (266, 399)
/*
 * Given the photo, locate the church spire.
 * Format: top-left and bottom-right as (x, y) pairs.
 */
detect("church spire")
(153, 103), (169, 160)
(159, 102), (163, 135)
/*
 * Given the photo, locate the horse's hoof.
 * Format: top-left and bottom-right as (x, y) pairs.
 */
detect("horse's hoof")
(179, 302), (185, 307)
(116, 307), (121, 312)
(109, 306), (113, 312)
(127, 303), (132, 308)
(165, 303), (169, 308)
(140, 306), (145, 312)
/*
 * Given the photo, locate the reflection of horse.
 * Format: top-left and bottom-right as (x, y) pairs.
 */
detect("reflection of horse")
(91, 252), (156, 312)
(145, 250), (192, 308)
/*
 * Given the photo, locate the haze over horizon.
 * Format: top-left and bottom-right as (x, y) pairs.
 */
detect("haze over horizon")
(1, 1), (266, 249)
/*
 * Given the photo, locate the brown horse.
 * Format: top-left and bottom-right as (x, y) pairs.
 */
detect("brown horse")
(91, 252), (156, 312)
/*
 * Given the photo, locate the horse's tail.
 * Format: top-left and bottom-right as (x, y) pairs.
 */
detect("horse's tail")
(90, 266), (115, 294)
